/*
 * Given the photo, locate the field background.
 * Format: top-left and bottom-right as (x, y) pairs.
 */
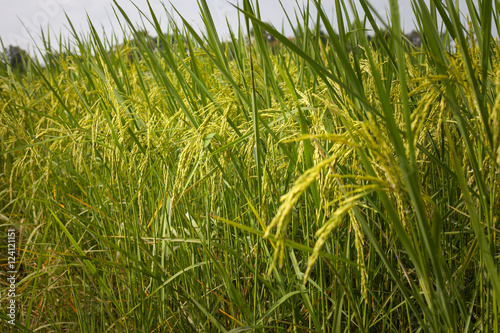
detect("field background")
(1, 0), (499, 331)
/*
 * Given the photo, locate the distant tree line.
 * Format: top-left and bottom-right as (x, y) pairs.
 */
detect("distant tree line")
(367, 29), (423, 49)
(1, 46), (30, 72)
(0, 30), (179, 73)
(1, 27), (426, 73)
(249, 23), (424, 53)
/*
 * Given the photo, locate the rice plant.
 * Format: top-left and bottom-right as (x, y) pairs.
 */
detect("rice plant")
(1, 0), (499, 331)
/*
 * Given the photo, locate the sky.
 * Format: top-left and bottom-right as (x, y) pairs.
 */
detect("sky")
(0, 0), (472, 53)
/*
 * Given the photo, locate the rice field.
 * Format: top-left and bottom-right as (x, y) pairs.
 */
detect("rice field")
(1, 0), (499, 331)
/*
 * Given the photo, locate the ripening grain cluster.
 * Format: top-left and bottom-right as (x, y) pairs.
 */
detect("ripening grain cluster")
(1, 0), (499, 331)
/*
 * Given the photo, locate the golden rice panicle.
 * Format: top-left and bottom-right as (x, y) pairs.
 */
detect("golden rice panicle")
(350, 210), (368, 301)
(265, 154), (337, 276)
(303, 202), (350, 283)
(172, 133), (204, 206)
(303, 211), (342, 284)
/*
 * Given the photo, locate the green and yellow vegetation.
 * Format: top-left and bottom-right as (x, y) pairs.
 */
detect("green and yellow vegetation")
(1, 0), (499, 331)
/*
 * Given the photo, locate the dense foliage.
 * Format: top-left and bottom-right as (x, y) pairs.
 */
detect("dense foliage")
(1, 0), (499, 331)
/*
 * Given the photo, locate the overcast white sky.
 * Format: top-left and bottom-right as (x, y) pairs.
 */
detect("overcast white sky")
(0, 0), (472, 53)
